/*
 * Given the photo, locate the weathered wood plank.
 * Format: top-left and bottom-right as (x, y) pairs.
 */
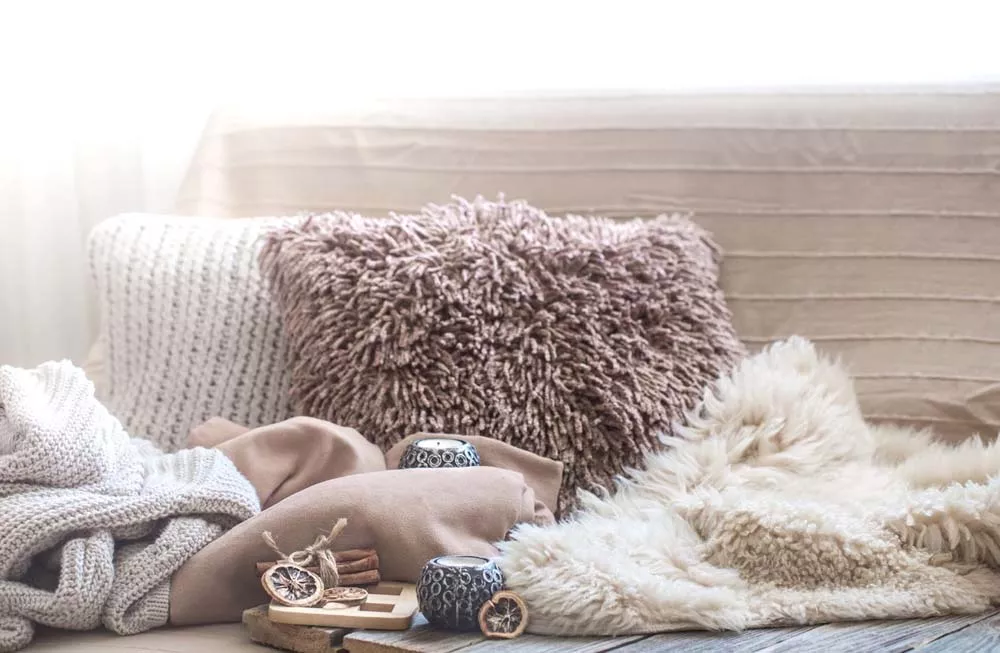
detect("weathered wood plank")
(912, 611), (1000, 652)
(460, 633), (647, 652)
(344, 612), (646, 653)
(243, 605), (348, 653)
(615, 626), (815, 652)
(343, 614), (483, 653)
(755, 612), (999, 653)
(340, 611), (1000, 653)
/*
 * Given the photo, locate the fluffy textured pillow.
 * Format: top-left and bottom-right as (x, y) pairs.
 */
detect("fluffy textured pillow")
(88, 214), (297, 450)
(260, 197), (745, 512)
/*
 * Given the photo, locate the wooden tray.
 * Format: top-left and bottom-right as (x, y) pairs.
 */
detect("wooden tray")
(268, 583), (418, 631)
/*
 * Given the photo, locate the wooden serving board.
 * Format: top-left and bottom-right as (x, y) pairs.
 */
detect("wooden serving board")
(268, 583), (419, 631)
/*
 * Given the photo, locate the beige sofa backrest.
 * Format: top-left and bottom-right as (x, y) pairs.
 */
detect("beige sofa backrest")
(173, 92), (1000, 442)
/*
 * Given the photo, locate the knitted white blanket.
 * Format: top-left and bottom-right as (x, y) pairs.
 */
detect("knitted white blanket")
(0, 361), (260, 652)
(501, 338), (1000, 635)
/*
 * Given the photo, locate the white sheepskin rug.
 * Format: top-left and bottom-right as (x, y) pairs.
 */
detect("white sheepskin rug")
(499, 337), (1000, 635)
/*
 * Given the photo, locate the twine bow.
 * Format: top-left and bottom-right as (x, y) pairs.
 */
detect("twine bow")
(262, 518), (347, 588)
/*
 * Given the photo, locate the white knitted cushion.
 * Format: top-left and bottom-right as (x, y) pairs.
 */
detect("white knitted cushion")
(88, 214), (296, 450)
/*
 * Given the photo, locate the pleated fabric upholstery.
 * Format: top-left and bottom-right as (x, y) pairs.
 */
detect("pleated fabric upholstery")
(175, 90), (1000, 442)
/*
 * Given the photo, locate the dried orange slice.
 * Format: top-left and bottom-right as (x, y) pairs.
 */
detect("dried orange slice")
(261, 563), (324, 607)
(478, 590), (529, 639)
(322, 586), (368, 606)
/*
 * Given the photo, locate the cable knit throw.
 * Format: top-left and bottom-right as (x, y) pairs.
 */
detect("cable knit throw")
(0, 361), (260, 652)
(88, 214), (297, 450)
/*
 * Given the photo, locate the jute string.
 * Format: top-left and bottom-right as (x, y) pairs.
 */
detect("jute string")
(262, 518), (347, 588)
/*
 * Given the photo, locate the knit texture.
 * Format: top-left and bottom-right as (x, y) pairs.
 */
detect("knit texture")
(88, 214), (297, 451)
(0, 361), (260, 652)
(260, 196), (745, 513)
(499, 338), (1000, 635)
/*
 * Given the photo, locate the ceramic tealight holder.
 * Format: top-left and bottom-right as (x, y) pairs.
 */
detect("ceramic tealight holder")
(399, 437), (480, 469)
(416, 555), (504, 631)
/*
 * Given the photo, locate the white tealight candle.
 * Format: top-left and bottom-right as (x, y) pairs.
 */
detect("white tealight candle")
(436, 555), (490, 568)
(415, 438), (467, 450)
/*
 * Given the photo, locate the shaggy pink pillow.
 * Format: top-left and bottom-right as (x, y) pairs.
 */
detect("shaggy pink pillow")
(260, 196), (744, 512)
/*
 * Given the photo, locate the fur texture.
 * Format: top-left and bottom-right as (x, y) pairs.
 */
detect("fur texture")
(260, 196), (744, 512)
(499, 337), (1000, 635)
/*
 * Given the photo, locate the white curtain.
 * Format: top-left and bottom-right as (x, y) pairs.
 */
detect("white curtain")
(0, 105), (209, 367)
(0, 2), (223, 367)
(1, 0), (998, 368)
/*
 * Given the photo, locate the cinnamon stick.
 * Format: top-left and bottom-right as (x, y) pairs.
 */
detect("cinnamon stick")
(255, 552), (379, 577)
(254, 562), (380, 586)
(337, 553), (379, 574)
(330, 548), (376, 563)
(338, 569), (380, 586)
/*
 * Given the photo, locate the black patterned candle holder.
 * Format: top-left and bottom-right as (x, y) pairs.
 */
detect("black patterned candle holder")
(416, 555), (504, 631)
(399, 437), (480, 469)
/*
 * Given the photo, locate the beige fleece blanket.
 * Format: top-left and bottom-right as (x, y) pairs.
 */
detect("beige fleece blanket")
(170, 430), (561, 624)
(500, 337), (1000, 635)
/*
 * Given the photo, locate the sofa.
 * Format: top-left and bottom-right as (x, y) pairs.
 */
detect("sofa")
(46, 89), (1000, 651)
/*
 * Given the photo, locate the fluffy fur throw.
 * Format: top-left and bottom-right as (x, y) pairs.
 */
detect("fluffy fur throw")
(499, 337), (1000, 635)
(0, 362), (260, 651)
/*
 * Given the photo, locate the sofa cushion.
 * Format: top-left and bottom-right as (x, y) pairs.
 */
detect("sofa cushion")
(88, 215), (296, 450)
(259, 196), (745, 512)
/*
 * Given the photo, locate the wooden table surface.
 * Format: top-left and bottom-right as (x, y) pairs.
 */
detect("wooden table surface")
(342, 609), (1000, 653)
